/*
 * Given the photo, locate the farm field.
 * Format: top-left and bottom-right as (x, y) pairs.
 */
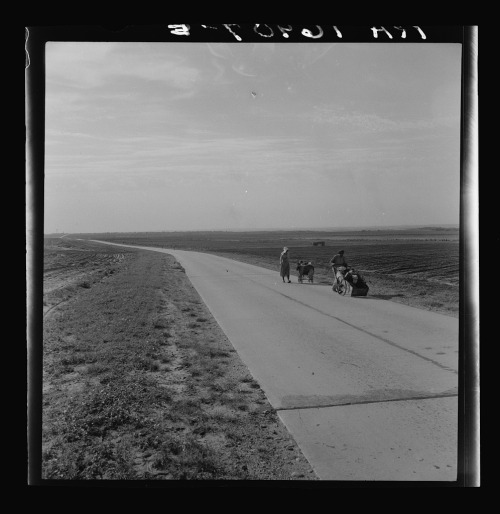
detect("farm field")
(41, 238), (316, 480)
(78, 227), (459, 318)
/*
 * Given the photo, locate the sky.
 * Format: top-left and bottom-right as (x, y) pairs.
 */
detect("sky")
(44, 41), (462, 233)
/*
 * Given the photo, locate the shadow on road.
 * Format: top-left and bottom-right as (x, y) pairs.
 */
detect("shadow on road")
(364, 293), (406, 300)
(294, 280), (332, 286)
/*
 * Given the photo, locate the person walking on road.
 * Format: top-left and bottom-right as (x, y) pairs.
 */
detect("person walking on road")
(280, 247), (291, 283)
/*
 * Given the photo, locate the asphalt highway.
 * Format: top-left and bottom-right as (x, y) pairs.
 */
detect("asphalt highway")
(91, 241), (459, 481)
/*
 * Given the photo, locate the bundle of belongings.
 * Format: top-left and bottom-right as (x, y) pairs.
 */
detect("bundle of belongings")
(296, 260), (315, 283)
(343, 267), (369, 296)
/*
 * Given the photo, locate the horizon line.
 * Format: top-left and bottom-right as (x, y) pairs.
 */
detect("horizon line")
(45, 223), (460, 236)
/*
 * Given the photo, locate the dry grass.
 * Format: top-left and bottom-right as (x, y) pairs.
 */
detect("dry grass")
(41, 238), (316, 481)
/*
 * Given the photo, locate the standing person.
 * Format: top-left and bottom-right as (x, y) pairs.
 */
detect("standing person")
(280, 247), (291, 283)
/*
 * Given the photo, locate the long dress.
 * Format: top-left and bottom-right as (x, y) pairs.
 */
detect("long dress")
(280, 252), (290, 279)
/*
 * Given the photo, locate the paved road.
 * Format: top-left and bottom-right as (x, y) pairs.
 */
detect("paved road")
(91, 241), (459, 481)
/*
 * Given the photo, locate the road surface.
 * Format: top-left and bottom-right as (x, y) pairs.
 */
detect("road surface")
(91, 241), (459, 481)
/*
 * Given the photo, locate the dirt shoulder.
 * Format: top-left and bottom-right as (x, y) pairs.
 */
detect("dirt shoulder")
(42, 239), (317, 480)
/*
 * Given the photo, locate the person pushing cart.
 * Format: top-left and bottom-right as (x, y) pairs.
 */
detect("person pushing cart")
(330, 250), (349, 294)
(330, 249), (348, 274)
(329, 250), (369, 296)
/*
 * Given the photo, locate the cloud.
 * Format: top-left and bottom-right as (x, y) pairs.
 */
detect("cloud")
(46, 42), (121, 88)
(121, 58), (199, 90)
(309, 105), (458, 134)
(46, 42), (201, 92)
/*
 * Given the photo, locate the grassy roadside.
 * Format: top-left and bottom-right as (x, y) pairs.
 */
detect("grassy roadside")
(42, 240), (317, 480)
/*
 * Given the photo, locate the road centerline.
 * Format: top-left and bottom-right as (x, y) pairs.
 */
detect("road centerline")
(276, 391), (458, 412)
(241, 273), (458, 375)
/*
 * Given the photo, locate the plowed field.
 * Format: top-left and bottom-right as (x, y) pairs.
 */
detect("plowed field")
(81, 228), (459, 317)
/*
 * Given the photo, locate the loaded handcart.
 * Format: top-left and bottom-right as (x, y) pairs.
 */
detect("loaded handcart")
(296, 261), (315, 283)
(332, 265), (369, 297)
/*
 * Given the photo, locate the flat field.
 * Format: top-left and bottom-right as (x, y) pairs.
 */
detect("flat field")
(80, 227), (459, 318)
